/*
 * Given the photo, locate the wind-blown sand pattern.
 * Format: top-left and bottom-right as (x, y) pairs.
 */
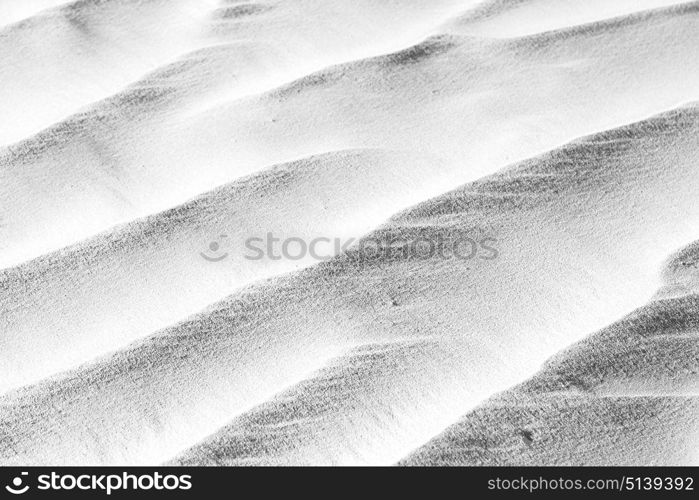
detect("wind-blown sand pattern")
(0, 0), (698, 466)
(400, 242), (699, 466)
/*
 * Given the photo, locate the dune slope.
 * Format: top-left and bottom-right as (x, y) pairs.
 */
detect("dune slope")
(400, 242), (699, 466)
(1, 0), (699, 468)
(2, 2), (699, 268)
(0, 149), (456, 392)
(0, 0), (470, 146)
(2, 105), (698, 465)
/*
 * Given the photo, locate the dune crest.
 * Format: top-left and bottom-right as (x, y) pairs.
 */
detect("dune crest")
(400, 239), (699, 466)
(1, 0), (697, 467)
(445, 0), (696, 37)
(0, 0), (471, 146)
(2, 106), (699, 465)
(3, 2), (699, 268)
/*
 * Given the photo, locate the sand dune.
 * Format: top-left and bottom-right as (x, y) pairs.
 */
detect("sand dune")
(169, 105), (699, 466)
(447, 0), (694, 37)
(400, 242), (699, 466)
(0, 0), (217, 145)
(2, 2), (699, 268)
(1, 0), (698, 467)
(0, 0), (69, 26)
(2, 105), (698, 465)
(0, 0), (469, 146)
(0, 149), (455, 392)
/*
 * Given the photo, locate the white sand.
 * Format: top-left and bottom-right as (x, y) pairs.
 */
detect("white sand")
(0, 0), (697, 466)
(400, 241), (699, 466)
